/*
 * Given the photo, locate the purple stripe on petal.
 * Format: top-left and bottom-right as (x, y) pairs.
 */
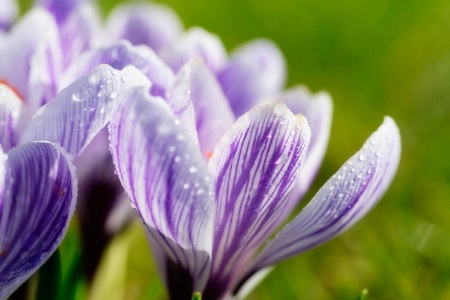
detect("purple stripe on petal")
(0, 8), (62, 111)
(0, 84), (31, 151)
(175, 59), (235, 158)
(160, 27), (227, 74)
(61, 40), (174, 97)
(218, 39), (286, 117)
(20, 64), (151, 157)
(248, 116), (401, 274)
(36, 0), (82, 24)
(106, 2), (183, 53)
(0, 141), (77, 299)
(0, 0), (18, 31)
(57, 2), (104, 69)
(204, 103), (310, 298)
(269, 86), (333, 207)
(109, 87), (214, 293)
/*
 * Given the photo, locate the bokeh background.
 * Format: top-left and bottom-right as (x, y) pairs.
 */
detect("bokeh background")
(17, 0), (450, 299)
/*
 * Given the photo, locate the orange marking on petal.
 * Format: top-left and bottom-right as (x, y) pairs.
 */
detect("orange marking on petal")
(0, 79), (24, 101)
(206, 152), (213, 158)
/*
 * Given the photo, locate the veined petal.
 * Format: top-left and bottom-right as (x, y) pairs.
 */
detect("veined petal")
(270, 86), (333, 206)
(0, 141), (77, 299)
(204, 103), (310, 298)
(248, 117), (401, 273)
(61, 40), (174, 97)
(109, 87), (214, 294)
(0, 8), (62, 111)
(160, 27), (227, 74)
(0, 0), (18, 30)
(176, 59), (235, 158)
(57, 1), (104, 69)
(20, 64), (151, 157)
(106, 2), (183, 53)
(218, 39), (286, 117)
(0, 84), (31, 151)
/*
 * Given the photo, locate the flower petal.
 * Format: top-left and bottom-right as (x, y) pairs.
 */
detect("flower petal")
(20, 64), (151, 157)
(248, 116), (401, 273)
(61, 40), (174, 97)
(106, 2), (183, 53)
(270, 86), (333, 206)
(36, 0), (81, 24)
(176, 59), (235, 158)
(0, 8), (62, 111)
(0, 0), (18, 30)
(57, 2), (104, 69)
(0, 84), (31, 151)
(218, 39), (286, 117)
(0, 141), (77, 299)
(109, 87), (215, 294)
(160, 27), (227, 74)
(204, 103), (310, 298)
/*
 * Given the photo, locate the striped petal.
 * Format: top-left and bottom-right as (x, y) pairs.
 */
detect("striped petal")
(61, 40), (174, 97)
(270, 86), (333, 206)
(247, 117), (401, 274)
(109, 87), (215, 295)
(0, 8), (62, 111)
(160, 27), (227, 74)
(0, 0), (18, 30)
(0, 84), (31, 151)
(176, 59), (235, 158)
(57, 1), (104, 69)
(20, 64), (150, 157)
(218, 39), (286, 117)
(204, 103), (310, 299)
(0, 142), (77, 299)
(106, 2), (183, 53)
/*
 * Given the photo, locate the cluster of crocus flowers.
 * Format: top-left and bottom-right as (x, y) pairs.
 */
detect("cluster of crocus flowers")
(0, 0), (401, 299)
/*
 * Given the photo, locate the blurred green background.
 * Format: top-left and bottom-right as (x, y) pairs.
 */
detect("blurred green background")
(19, 0), (450, 299)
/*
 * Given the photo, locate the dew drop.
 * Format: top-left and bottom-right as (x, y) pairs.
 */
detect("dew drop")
(359, 153), (366, 161)
(183, 183), (190, 189)
(189, 166), (198, 173)
(72, 93), (81, 102)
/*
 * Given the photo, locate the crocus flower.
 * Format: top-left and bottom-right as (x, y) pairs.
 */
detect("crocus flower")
(0, 58), (150, 298)
(104, 2), (327, 207)
(108, 57), (401, 299)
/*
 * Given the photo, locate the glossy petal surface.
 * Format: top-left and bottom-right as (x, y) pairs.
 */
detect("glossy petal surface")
(61, 40), (174, 97)
(205, 103), (310, 298)
(175, 59), (235, 157)
(249, 117), (401, 272)
(109, 87), (214, 293)
(21, 64), (150, 157)
(0, 142), (77, 299)
(271, 86), (333, 206)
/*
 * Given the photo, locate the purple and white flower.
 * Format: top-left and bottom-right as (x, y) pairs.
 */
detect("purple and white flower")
(108, 58), (401, 299)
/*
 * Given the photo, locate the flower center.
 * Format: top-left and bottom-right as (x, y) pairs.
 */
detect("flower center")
(0, 79), (24, 101)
